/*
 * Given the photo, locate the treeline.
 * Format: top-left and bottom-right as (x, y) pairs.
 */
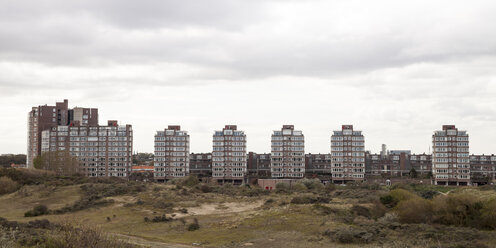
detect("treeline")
(0, 154), (26, 167)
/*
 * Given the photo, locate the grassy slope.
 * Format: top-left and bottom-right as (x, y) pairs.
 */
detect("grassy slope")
(1, 184), (496, 248)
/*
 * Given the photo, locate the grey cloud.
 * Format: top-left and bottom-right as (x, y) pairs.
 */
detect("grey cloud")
(1, 0), (496, 80)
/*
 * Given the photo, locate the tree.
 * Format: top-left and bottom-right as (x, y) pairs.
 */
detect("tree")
(409, 168), (418, 178)
(0, 154), (27, 167)
(33, 151), (79, 176)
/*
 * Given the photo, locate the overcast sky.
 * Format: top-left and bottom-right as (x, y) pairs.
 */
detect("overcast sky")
(1, 0), (496, 155)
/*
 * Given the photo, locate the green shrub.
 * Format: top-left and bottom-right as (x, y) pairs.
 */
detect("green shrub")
(293, 182), (308, 192)
(419, 190), (438, 199)
(0, 176), (19, 195)
(187, 223), (200, 231)
(380, 189), (418, 208)
(150, 215), (173, 223)
(24, 205), (49, 217)
(187, 218), (200, 231)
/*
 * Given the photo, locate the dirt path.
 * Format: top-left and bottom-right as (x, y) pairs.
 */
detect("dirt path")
(114, 233), (197, 248)
(175, 200), (264, 217)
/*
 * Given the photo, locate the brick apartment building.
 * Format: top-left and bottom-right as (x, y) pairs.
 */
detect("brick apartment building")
(432, 125), (470, 185)
(270, 125), (305, 178)
(40, 120), (133, 177)
(153, 125), (190, 182)
(28, 99), (132, 177)
(27, 100), (98, 168)
(212, 125), (247, 184)
(331, 125), (365, 183)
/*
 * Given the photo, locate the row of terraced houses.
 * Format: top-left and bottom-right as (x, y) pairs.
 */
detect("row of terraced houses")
(28, 100), (496, 186)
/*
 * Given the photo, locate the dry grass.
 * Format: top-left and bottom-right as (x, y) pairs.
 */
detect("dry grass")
(1, 181), (496, 247)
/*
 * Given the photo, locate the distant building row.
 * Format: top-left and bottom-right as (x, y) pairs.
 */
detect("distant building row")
(153, 124), (366, 184)
(27, 100), (495, 185)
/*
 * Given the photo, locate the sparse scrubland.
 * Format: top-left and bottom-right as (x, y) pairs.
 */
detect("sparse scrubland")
(1, 168), (496, 247)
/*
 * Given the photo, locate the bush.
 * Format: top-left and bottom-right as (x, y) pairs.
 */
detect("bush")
(480, 198), (496, 229)
(53, 198), (113, 214)
(44, 222), (135, 248)
(432, 192), (485, 228)
(200, 184), (212, 193)
(351, 205), (371, 219)
(395, 198), (433, 223)
(301, 178), (323, 191)
(291, 195), (331, 204)
(0, 176), (19, 195)
(150, 215), (173, 223)
(187, 223), (200, 231)
(324, 183), (336, 192)
(275, 182), (290, 193)
(293, 182), (308, 192)
(369, 201), (387, 219)
(419, 190), (439, 199)
(180, 175), (200, 187)
(24, 204), (49, 217)
(153, 201), (174, 209)
(380, 189), (418, 208)
(187, 218), (200, 231)
(241, 186), (268, 197)
(331, 227), (374, 244)
(313, 204), (338, 215)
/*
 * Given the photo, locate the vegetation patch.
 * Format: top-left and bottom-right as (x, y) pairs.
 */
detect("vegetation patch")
(291, 195), (331, 204)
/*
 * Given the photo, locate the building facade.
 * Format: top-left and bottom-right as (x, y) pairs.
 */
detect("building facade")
(470, 154), (496, 185)
(432, 125), (470, 185)
(247, 152), (271, 177)
(212, 125), (247, 184)
(153, 125), (190, 181)
(270, 125), (305, 178)
(40, 120), (133, 177)
(305, 153), (332, 176)
(331, 125), (365, 183)
(366, 151), (432, 177)
(27, 100), (98, 168)
(189, 153), (212, 178)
